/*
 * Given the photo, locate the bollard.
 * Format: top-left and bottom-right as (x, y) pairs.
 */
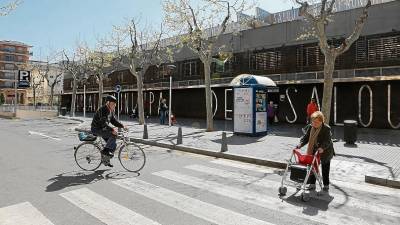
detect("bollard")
(143, 124), (148, 139)
(177, 127), (182, 145)
(221, 131), (228, 152)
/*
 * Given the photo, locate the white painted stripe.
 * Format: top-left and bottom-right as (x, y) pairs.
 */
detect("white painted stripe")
(28, 131), (61, 141)
(211, 159), (400, 198)
(211, 159), (279, 174)
(60, 188), (160, 225)
(154, 170), (377, 225)
(113, 178), (273, 225)
(187, 164), (400, 218)
(0, 202), (54, 225)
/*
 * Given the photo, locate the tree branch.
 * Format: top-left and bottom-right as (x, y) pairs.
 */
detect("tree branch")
(326, 0), (336, 15)
(296, 0), (316, 22)
(320, 0), (328, 17)
(335, 0), (371, 56)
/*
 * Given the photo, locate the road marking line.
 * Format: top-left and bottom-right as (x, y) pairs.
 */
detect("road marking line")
(0, 202), (54, 225)
(187, 164), (400, 218)
(113, 178), (274, 225)
(60, 188), (160, 225)
(28, 131), (61, 141)
(211, 159), (400, 198)
(154, 170), (378, 225)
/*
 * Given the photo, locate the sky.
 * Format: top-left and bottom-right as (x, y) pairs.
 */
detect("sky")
(0, 0), (297, 61)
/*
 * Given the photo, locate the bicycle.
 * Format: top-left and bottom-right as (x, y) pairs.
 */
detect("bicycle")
(74, 129), (146, 172)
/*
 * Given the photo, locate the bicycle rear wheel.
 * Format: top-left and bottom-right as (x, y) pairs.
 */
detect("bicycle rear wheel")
(74, 142), (102, 171)
(118, 143), (146, 172)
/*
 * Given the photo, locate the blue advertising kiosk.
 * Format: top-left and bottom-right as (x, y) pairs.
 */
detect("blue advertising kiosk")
(230, 74), (278, 136)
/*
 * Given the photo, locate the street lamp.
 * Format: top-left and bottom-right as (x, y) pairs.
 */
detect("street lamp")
(166, 64), (176, 126)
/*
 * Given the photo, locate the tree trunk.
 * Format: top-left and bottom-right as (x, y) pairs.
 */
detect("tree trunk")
(321, 53), (336, 124)
(49, 84), (55, 107)
(98, 76), (103, 109)
(71, 79), (77, 117)
(137, 72), (145, 125)
(203, 59), (214, 131)
(33, 86), (36, 109)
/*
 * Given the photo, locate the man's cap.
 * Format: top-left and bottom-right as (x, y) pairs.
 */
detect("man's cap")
(105, 95), (117, 103)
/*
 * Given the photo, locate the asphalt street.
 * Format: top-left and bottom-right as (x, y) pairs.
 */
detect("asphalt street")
(0, 118), (399, 225)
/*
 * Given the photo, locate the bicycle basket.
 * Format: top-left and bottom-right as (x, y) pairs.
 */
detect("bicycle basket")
(78, 132), (97, 141)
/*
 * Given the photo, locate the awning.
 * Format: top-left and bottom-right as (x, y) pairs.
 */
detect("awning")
(230, 74), (277, 87)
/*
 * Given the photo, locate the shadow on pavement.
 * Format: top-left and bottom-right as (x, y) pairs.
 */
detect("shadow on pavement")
(46, 170), (107, 192)
(335, 153), (395, 178)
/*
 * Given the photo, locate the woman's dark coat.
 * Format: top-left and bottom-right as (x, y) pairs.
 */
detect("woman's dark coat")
(299, 124), (335, 163)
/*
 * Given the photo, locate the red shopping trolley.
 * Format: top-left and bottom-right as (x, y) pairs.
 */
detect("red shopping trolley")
(278, 148), (323, 201)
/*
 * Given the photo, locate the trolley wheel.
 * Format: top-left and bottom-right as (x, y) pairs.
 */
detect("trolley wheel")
(278, 187), (287, 196)
(301, 192), (311, 202)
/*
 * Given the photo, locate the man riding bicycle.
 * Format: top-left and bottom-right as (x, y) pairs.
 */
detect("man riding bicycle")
(91, 95), (128, 167)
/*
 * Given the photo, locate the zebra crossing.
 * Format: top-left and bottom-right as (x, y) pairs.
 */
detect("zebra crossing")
(1, 159), (400, 225)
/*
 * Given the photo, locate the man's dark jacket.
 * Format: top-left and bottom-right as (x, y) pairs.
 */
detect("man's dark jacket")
(299, 124), (335, 163)
(91, 105), (123, 131)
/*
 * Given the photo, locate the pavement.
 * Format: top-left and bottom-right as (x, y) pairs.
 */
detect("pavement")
(65, 114), (400, 189)
(2, 117), (400, 224)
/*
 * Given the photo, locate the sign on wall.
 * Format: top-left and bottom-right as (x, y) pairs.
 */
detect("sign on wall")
(18, 70), (31, 88)
(234, 88), (253, 133)
(255, 89), (267, 132)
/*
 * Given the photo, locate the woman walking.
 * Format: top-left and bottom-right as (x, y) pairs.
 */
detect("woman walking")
(296, 111), (335, 191)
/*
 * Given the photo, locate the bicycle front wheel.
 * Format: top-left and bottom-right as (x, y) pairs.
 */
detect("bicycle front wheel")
(74, 142), (102, 171)
(118, 143), (146, 172)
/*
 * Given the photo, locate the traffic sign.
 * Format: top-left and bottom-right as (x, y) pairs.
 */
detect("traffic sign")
(18, 70), (31, 88)
(115, 85), (121, 93)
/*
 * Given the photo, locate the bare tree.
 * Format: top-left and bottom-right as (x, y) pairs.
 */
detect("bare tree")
(111, 19), (173, 125)
(0, 0), (21, 16)
(163, 0), (249, 131)
(295, 0), (371, 123)
(30, 62), (46, 108)
(85, 43), (116, 109)
(45, 63), (63, 107)
(61, 48), (89, 117)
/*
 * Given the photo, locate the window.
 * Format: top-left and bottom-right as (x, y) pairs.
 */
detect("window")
(4, 72), (14, 79)
(183, 61), (198, 77)
(367, 36), (400, 62)
(251, 51), (281, 71)
(2, 46), (15, 52)
(213, 55), (237, 73)
(297, 45), (324, 67)
(117, 72), (124, 83)
(4, 55), (15, 61)
(5, 64), (14, 70)
(157, 65), (169, 79)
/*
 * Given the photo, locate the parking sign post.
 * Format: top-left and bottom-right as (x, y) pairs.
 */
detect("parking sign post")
(115, 85), (121, 120)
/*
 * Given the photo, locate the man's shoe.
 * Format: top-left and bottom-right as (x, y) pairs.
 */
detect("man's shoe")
(105, 162), (114, 167)
(102, 159), (113, 167)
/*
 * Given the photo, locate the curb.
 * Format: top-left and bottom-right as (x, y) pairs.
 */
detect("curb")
(58, 116), (85, 123)
(365, 174), (400, 189)
(129, 137), (288, 169)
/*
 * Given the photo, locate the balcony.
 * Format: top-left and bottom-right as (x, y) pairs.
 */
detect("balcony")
(0, 49), (31, 56)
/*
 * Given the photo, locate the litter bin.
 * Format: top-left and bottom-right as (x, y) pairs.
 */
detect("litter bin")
(344, 120), (357, 144)
(60, 107), (67, 116)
